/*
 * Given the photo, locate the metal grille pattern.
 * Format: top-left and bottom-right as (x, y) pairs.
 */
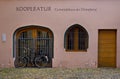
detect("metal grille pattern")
(66, 32), (88, 50)
(17, 38), (53, 59)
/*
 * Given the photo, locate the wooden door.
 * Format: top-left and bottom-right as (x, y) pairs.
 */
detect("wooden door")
(98, 30), (116, 67)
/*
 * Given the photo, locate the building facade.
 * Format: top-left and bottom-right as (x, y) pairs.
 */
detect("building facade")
(0, 0), (120, 68)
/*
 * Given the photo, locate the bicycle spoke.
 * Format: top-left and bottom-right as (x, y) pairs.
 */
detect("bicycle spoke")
(14, 57), (27, 68)
(35, 56), (48, 68)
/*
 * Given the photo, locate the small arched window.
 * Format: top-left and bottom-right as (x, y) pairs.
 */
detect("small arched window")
(64, 24), (89, 51)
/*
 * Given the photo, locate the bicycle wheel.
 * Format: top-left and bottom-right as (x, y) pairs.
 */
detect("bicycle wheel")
(35, 55), (48, 68)
(14, 57), (27, 68)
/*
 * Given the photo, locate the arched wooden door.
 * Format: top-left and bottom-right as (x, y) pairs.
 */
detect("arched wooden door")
(14, 26), (54, 67)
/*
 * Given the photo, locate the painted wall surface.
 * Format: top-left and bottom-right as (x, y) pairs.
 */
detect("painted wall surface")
(0, 0), (120, 68)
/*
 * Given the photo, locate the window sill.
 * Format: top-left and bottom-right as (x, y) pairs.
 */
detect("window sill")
(65, 50), (87, 52)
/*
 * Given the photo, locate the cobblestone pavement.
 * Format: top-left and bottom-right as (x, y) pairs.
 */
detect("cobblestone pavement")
(0, 68), (120, 79)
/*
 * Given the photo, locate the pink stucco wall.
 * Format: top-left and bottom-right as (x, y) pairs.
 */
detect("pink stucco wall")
(0, 0), (120, 68)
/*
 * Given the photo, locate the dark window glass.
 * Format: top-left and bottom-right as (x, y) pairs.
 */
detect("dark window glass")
(64, 24), (88, 51)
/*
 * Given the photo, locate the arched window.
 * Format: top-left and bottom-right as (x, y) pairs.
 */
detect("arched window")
(13, 25), (54, 67)
(64, 24), (89, 51)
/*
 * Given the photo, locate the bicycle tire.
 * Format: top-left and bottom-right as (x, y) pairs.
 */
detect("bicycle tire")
(14, 57), (27, 68)
(35, 55), (48, 68)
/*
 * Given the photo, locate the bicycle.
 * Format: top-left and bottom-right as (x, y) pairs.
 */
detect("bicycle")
(14, 47), (49, 68)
